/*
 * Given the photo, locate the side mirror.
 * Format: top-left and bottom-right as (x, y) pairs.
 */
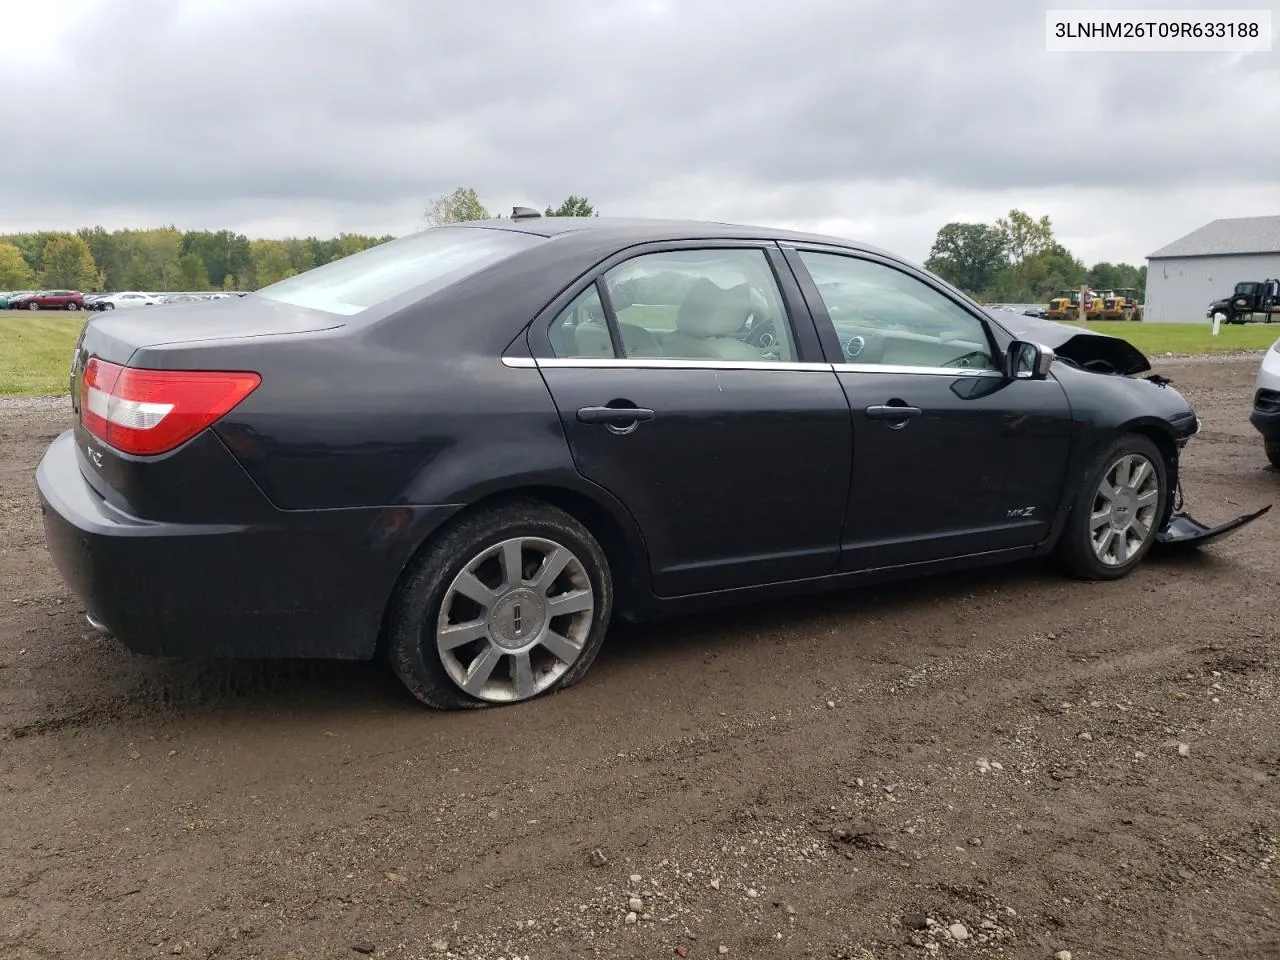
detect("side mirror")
(1006, 340), (1055, 380)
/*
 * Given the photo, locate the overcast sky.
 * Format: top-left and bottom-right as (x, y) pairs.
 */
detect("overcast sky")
(2, 0), (1276, 267)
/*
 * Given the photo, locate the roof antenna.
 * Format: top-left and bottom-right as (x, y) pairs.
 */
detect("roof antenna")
(511, 206), (542, 219)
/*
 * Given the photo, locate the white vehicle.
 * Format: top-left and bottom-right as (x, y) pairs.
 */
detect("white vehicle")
(95, 292), (161, 310)
(1250, 335), (1280, 469)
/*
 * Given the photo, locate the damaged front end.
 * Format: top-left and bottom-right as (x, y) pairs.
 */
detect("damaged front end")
(1156, 504), (1272, 547)
(1155, 477), (1272, 550)
(1145, 400), (1270, 551)
(989, 310), (1273, 549)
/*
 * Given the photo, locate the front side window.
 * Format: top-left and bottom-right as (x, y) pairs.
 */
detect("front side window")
(256, 226), (543, 317)
(600, 249), (796, 362)
(798, 252), (997, 371)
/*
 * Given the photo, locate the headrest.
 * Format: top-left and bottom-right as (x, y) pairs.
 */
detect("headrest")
(675, 279), (754, 338)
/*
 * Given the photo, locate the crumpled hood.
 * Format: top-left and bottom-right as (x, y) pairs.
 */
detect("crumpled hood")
(987, 310), (1152, 376)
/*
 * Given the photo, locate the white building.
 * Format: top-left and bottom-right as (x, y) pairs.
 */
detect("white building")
(1145, 215), (1280, 323)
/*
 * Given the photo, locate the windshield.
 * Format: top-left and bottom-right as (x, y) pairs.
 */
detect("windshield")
(255, 226), (543, 316)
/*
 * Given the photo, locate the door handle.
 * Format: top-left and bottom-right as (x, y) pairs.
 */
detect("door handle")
(865, 404), (922, 420)
(577, 405), (656, 426)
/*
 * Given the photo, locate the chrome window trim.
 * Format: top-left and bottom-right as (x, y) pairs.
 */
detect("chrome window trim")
(503, 355), (1004, 378)
(830, 362), (1003, 378)
(529, 358), (831, 372)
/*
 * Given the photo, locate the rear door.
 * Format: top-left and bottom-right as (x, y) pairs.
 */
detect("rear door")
(782, 246), (1074, 571)
(526, 241), (853, 597)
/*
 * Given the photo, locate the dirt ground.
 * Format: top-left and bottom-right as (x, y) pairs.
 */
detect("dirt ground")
(1, 357), (1277, 960)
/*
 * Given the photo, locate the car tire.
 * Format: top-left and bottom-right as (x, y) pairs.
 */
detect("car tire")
(104, 302), (115, 310)
(387, 499), (614, 710)
(1266, 441), (1280, 470)
(27, 301), (39, 311)
(1055, 434), (1168, 581)
(66, 302), (78, 311)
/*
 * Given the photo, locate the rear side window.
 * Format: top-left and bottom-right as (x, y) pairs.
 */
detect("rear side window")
(255, 227), (543, 316)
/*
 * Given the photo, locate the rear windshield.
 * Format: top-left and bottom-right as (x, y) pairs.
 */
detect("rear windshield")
(255, 226), (543, 316)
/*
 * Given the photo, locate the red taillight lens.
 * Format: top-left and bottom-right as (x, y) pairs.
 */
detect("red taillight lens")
(80, 357), (261, 456)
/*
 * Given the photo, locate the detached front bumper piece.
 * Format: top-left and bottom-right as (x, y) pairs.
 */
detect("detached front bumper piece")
(1155, 505), (1272, 550)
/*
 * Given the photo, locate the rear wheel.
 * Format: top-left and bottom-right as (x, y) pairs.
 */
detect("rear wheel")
(27, 301), (39, 311)
(387, 500), (613, 709)
(1056, 434), (1167, 580)
(1266, 441), (1280, 470)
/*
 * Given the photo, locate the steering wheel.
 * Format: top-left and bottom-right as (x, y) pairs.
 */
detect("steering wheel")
(744, 315), (778, 349)
(942, 350), (991, 369)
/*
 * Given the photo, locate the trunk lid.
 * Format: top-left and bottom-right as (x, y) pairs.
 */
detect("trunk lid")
(70, 296), (342, 420)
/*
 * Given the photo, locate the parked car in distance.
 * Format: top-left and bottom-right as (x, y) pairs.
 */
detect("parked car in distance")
(92, 292), (162, 310)
(1250, 334), (1280, 469)
(5, 291), (39, 309)
(36, 215), (1271, 711)
(13, 289), (84, 310)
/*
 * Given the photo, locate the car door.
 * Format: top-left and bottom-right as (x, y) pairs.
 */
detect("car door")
(526, 241), (853, 597)
(782, 246), (1075, 572)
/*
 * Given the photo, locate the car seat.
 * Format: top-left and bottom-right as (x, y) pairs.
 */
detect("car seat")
(660, 278), (763, 361)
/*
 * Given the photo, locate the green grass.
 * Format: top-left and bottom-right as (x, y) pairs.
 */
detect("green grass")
(0, 314), (83, 395)
(616, 303), (679, 330)
(1062, 320), (1279, 355)
(0, 312), (1274, 396)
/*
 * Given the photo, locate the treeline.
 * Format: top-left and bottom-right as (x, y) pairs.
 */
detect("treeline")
(923, 209), (1147, 304)
(4, 193), (1132, 308)
(0, 228), (396, 293)
(0, 188), (600, 294)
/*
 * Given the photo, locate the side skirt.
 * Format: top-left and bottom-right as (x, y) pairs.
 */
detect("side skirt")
(629, 545), (1038, 622)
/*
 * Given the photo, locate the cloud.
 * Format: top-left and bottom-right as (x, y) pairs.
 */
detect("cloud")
(1, 0), (1275, 265)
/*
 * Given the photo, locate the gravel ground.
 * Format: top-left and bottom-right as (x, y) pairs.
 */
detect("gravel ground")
(1, 357), (1277, 960)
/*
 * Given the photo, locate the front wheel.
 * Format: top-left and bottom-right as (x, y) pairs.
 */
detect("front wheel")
(1266, 441), (1280, 470)
(66, 302), (78, 311)
(27, 301), (39, 311)
(387, 500), (613, 709)
(1056, 434), (1167, 580)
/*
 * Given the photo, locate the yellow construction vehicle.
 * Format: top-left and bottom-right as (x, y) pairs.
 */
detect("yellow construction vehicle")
(1101, 287), (1144, 321)
(1083, 290), (1106, 322)
(1045, 289), (1081, 322)
(1046, 289), (1101, 322)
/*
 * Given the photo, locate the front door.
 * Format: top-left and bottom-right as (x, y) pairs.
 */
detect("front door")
(530, 244), (853, 597)
(784, 247), (1074, 571)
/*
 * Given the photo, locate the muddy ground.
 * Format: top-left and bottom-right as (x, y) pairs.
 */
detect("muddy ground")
(1, 357), (1277, 960)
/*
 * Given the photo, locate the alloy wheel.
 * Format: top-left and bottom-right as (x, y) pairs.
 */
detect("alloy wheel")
(1089, 452), (1160, 566)
(435, 536), (594, 703)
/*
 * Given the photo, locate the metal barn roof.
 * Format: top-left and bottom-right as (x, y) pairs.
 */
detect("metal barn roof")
(1147, 215), (1280, 259)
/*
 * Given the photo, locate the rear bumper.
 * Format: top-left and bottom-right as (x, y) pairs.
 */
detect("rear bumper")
(36, 429), (460, 659)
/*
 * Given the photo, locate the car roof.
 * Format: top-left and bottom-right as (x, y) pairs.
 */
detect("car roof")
(450, 215), (897, 258)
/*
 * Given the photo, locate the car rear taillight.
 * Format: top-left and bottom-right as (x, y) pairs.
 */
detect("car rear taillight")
(80, 357), (261, 456)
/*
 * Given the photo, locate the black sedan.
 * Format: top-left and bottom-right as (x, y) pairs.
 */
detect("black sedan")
(36, 215), (1269, 709)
